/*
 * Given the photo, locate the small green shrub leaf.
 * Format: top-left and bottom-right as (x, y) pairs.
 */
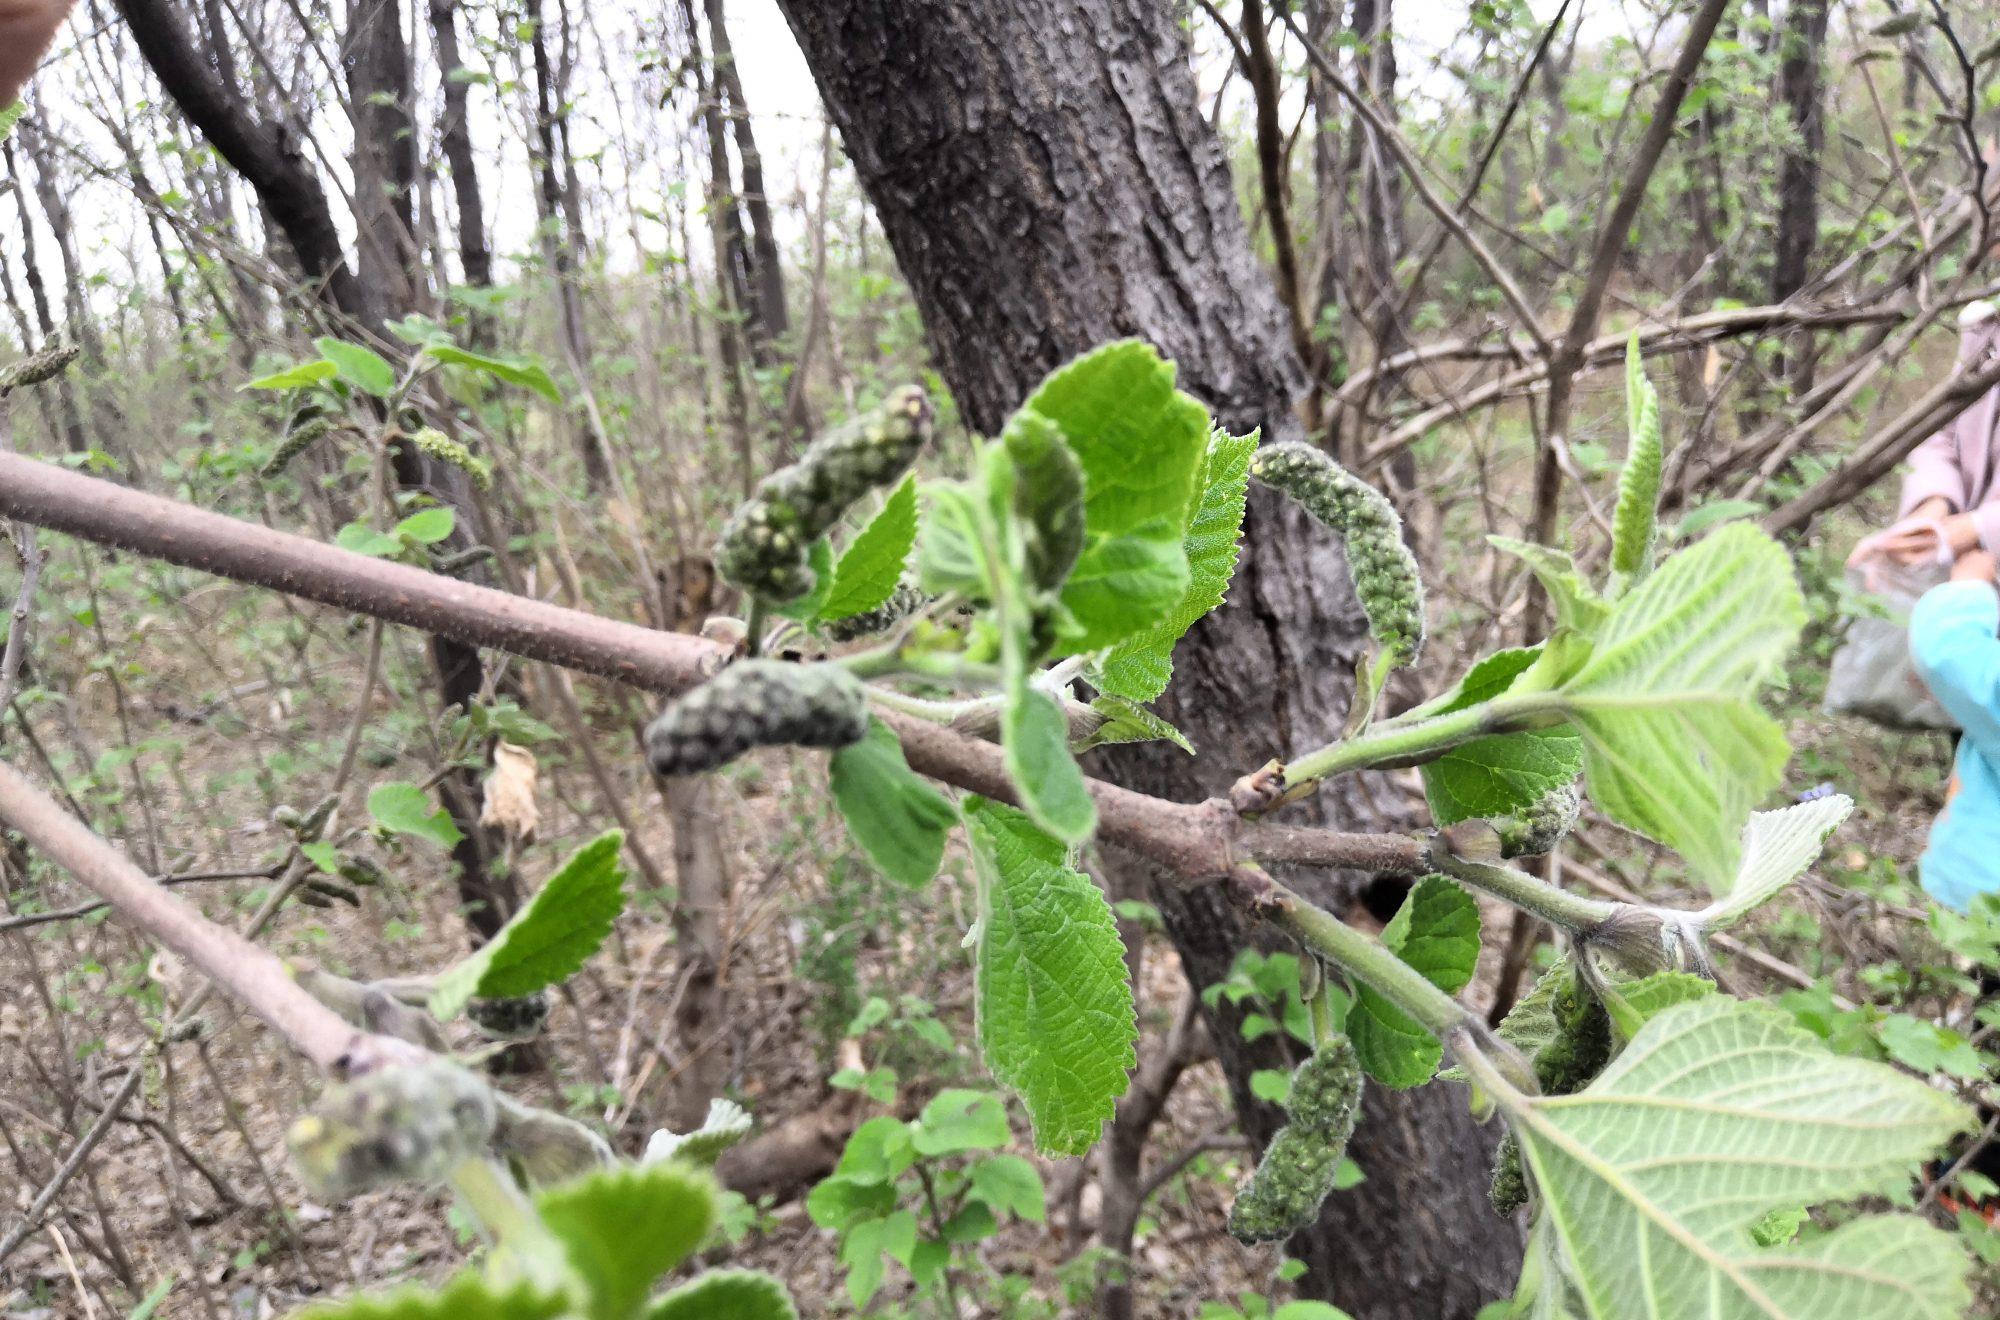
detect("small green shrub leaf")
(429, 831), (626, 1019)
(1349, 876), (1480, 1088)
(1095, 428), (1256, 699)
(425, 344), (562, 403)
(964, 800), (1135, 1155)
(242, 358), (338, 391)
(290, 1273), (567, 1320)
(367, 782), (464, 848)
(1056, 520), (1189, 653)
(822, 475), (918, 622)
(910, 1089), (1010, 1155)
(830, 718), (957, 886)
(314, 336), (397, 397)
(537, 1161), (717, 1320)
(644, 1270), (797, 1320)
(1001, 687), (1096, 844)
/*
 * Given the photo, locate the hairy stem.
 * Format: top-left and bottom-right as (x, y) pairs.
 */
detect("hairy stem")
(1429, 853), (1617, 931)
(1283, 696), (1535, 787)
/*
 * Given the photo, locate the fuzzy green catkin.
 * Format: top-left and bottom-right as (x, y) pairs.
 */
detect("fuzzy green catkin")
(287, 1059), (496, 1200)
(1489, 970), (1612, 1215)
(824, 582), (928, 642)
(717, 385), (934, 602)
(407, 425), (494, 492)
(1228, 1034), (1364, 1243)
(1249, 441), (1424, 666)
(645, 660), (870, 776)
(262, 416), (338, 477)
(1496, 781), (1582, 859)
(0, 343), (80, 395)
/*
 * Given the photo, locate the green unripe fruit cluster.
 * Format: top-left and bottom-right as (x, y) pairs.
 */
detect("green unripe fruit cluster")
(1250, 441), (1425, 667)
(646, 660), (870, 776)
(718, 385), (934, 602)
(1490, 968), (1612, 1215)
(1228, 1033), (1364, 1243)
(263, 414), (338, 477)
(287, 1059), (495, 1200)
(1496, 781), (1581, 859)
(824, 582), (929, 642)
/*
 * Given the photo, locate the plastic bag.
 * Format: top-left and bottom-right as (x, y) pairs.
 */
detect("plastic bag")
(1826, 554), (1956, 732)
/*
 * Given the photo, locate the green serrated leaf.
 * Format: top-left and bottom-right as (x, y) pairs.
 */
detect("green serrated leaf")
(290, 1273), (567, 1320)
(1505, 996), (1973, 1319)
(425, 344), (562, 403)
(368, 782), (464, 848)
(645, 1269), (797, 1320)
(1348, 876), (1480, 1088)
(964, 800), (1135, 1155)
(314, 336), (398, 398)
(1695, 794), (1853, 926)
(917, 482), (990, 599)
(1610, 337), (1665, 582)
(429, 831), (626, 1019)
(1077, 694), (1194, 754)
(1001, 687), (1096, 844)
(1025, 340), (1209, 542)
(1546, 524), (1805, 890)
(1417, 647), (1583, 826)
(1095, 428), (1256, 700)
(1055, 520), (1190, 653)
(537, 1161), (717, 1320)
(840, 1210), (917, 1307)
(830, 718), (956, 886)
(241, 358), (338, 391)
(822, 476), (918, 622)
(968, 1154), (1046, 1222)
(1489, 537), (1609, 635)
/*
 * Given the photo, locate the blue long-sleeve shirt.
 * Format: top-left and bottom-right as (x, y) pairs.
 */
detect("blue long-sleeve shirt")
(1909, 580), (2000, 911)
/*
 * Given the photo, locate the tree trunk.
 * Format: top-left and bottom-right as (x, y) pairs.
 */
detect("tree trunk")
(428, 0), (494, 294)
(1770, 0), (1829, 393)
(776, 4), (1519, 1314)
(706, 0), (789, 363)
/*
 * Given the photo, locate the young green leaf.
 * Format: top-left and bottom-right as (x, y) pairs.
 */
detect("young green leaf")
(429, 830), (626, 1019)
(1095, 428), (1257, 700)
(1347, 876), (1480, 1088)
(1001, 687), (1097, 844)
(537, 1161), (717, 1320)
(909, 1089), (1011, 1155)
(425, 344), (562, 404)
(1417, 648), (1584, 827)
(645, 1270), (797, 1320)
(1502, 996), (1972, 1319)
(839, 1209), (917, 1307)
(1488, 536), (1608, 635)
(917, 482), (992, 599)
(1024, 339), (1209, 542)
(1055, 520), (1190, 653)
(314, 336), (398, 398)
(829, 718), (957, 886)
(643, 1098), (753, 1168)
(821, 475), (919, 622)
(968, 1154), (1047, 1222)
(1695, 793), (1853, 926)
(367, 782), (464, 848)
(1076, 694), (1195, 755)
(0, 102), (25, 142)
(1609, 336), (1664, 583)
(999, 409), (1086, 595)
(394, 507), (455, 546)
(290, 1273), (567, 1320)
(1545, 523), (1805, 889)
(241, 358), (339, 391)
(1597, 970), (1715, 1043)
(964, 800), (1135, 1155)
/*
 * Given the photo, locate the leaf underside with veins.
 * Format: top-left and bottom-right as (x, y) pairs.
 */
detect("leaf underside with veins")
(965, 799), (1136, 1156)
(1510, 996), (1971, 1319)
(1553, 523), (1805, 890)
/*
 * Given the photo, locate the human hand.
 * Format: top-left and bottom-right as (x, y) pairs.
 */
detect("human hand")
(0, 0), (74, 108)
(1952, 549), (1996, 584)
(1862, 517), (1950, 567)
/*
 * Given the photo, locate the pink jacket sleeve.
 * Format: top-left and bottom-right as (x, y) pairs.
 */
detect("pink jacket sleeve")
(1901, 426), (1968, 517)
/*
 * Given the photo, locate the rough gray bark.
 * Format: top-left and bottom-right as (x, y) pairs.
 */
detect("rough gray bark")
(706, 0), (789, 362)
(776, 4), (1518, 1314)
(428, 0), (493, 292)
(1770, 0), (1830, 391)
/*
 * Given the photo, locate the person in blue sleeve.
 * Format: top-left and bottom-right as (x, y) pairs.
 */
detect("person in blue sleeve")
(1910, 547), (2000, 911)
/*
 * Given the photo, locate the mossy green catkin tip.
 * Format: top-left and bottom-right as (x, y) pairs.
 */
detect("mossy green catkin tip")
(717, 385), (934, 602)
(1228, 1033), (1364, 1244)
(1489, 969), (1612, 1216)
(1250, 441), (1424, 667)
(0, 343), (80, 395)
(287, 1059), (496, 1201)
(645, 660), (870, 777)
(263, 415), (338, 477)
(1495, 781), (1581, 859)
